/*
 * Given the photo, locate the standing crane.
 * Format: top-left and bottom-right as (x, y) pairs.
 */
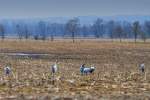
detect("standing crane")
(51, 60), (58, 84)
(4, 64), (11, 75)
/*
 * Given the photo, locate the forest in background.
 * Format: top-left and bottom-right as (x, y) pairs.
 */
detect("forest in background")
(0, 16), (150, 42)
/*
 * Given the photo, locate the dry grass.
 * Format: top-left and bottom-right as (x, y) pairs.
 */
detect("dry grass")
(0, 39), (150, 53)
(0, 39), (150, 100)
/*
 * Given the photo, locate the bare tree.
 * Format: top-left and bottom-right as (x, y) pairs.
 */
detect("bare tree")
(16, 24), (23, 40)
(114, 24), (123, 42)
(0, 24), (5, 41)
(38, 21), (46, 41)
(47, 23), (53, 41)
(65, 18), (80, 43)
(132, 21), (140, 43)
(107, 20), (115, 41)
(24, 25), (30, 40)
(82, 25), (89, 37)
(92, 18), (104, 38)
(140, 31), (147, 42)
(144, 21), (150, 38)
(47, 23), (57, 42)
(122, 21), (132, 38)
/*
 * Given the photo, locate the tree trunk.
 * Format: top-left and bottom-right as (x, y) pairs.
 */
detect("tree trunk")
(134, 33), (137, 43)
(144, 38), (146, 43)
(119, 34), (122, 43)
(51, 34), (54, 42)
(120, 37), (122, 43)
(72, 32), (75, 43)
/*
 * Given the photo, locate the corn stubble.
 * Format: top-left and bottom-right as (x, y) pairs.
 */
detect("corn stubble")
(0, 40), (149, 100)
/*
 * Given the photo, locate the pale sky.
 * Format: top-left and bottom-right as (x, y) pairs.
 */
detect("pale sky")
(0, 0), (150, 18)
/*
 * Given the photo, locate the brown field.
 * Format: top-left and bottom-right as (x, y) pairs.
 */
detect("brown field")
(0, 39), (150, 100)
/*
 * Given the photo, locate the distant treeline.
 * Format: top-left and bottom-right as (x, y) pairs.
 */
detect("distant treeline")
(0, 18), (150, 42)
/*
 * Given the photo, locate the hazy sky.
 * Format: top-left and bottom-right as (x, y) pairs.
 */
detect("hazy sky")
(0, 0), (150, 18)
